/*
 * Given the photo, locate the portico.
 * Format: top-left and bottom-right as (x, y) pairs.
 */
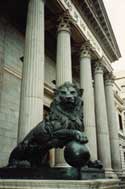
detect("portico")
(17, 0), (120, 175)
(0, 0), (122, 176)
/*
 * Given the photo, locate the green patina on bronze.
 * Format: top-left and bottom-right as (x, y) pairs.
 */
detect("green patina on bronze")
(8, 82), (102, 169)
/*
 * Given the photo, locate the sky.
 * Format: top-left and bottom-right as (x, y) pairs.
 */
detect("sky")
(103, 0), (125, 73)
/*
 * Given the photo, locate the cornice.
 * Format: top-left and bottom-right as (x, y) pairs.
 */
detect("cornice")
(114, 93), (124, 106)
(72, 0), (121, 62)
(119, 132), (125, 140)
(89, 0), (121, 59)
(97, 0), (121, 58)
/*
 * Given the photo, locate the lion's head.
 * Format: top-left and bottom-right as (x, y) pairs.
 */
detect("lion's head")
(53, 82), (83, 112)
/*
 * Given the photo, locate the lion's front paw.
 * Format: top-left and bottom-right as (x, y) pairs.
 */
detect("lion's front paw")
(82, 135), (88, 144)
(73, 131), (88, 144)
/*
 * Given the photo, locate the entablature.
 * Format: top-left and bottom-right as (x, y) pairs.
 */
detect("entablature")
(72, 0), (121, 62)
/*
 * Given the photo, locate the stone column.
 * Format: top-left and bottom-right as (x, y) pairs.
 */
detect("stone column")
(55, 13), (72, 167)
(18, 0), (45, 142)
(56, 13), (72, 86)
(104, 73), (121, 173)
(94, 63), (112, 174)
(80, 43), (97, 160)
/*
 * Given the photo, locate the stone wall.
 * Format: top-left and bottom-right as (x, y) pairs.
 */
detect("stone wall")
(119, 138), (125, 173)
(44, 56), (56, 87)
(0, 22), (24, 166)
(0, 22), (56, 167)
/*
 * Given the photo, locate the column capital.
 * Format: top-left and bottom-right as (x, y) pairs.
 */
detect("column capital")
(80, 41), (91, 59)
(58, 11), (71, 33)
(94, 61), (104, 75)
(104, 72), (115, 86)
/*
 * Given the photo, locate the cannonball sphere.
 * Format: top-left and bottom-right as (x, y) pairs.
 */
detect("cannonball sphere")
(64, 141), (90, 168)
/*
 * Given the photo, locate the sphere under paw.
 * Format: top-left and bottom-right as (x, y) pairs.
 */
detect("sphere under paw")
(64, 141), (90, 168)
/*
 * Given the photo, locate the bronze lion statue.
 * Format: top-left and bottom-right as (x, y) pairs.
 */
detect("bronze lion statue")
(8, 82), (88, 168)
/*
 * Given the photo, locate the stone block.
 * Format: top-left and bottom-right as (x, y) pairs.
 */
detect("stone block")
(0, 179), (120, 189)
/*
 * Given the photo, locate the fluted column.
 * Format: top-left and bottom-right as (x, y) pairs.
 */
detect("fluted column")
(80, 43), (97, 160)
(105, 73), (121, 173)
(56, 13), (72, 86)
(18, 0), (45, 142)
(94, 63), (112, 174)
(55, 13), (72, 167)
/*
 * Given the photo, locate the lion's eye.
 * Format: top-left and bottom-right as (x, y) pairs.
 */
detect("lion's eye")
(70, 91), (76, 94)
(61, 91), (66, 95)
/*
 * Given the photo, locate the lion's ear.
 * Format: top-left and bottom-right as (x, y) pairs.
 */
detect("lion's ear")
(79, 89), (84, 97)
(53, 88), (57, 95)
(52, 80), (56, 85)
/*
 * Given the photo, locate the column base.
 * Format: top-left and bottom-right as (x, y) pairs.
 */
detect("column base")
(121, 170), (125, 177)
(55, 148), (69, 168)
(105, 168), (118, 178)
(54, 163), (70, 168)
(114, 169), (123, 177)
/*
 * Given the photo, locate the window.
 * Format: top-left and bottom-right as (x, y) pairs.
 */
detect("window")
(124, 152), (125, 162)
(119, 114), (123, 130)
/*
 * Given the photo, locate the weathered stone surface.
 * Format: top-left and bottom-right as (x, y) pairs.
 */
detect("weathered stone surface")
(105, 76), (121, 172)
(94, 64), (112, 173)
(0, 72), (21, 167)
(0, 19), (57, 167)
(44, 56), (56, 88)
(4, 24), (24, 74)
(80, 44), (97, 161)
(18, 0), (45, 142)
(55, 13), (72, 167)
(0, 179), (120, 189)
(0, 20), (24, 167)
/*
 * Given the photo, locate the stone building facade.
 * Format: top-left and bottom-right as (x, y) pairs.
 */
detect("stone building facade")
(0, 0), (124, 177)
(114, 71), (125, 174)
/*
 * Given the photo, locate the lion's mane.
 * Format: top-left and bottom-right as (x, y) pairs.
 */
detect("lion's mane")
(8, 82), (85, 168)
(46, 82), (84, 133)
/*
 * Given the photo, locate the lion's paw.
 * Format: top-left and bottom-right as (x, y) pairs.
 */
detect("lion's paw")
(73, 131), (88, 144)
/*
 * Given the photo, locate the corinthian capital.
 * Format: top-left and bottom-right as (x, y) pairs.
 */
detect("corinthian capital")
(104, 72), (115, 86)
(58, 11), (71, 32)
(94, 61), (105, 74)
(80, 41), (91, 58)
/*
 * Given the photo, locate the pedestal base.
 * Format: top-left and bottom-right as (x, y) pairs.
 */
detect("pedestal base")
(0, 167), (104, 180)
(105, 169), (118, 179)
(0, 167), (78, 180)
(0, 179), (120, 189)
(81, 167), (105, 179)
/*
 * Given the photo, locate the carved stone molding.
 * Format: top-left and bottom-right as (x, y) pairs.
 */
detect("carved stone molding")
(94, 61), (104, 75)
(58, 11), (71, 32)
(80, 41), (91, 59)
(104, 72), (115, 86)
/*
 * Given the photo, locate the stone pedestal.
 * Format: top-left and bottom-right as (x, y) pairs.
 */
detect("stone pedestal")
(18, 0), (45, 142)
(80, 44), (97, 160)
(55, 13), (72, 167)
(105, 73), (121, 174)
(94, 63), (112, 174)
(0, 179), (120, 189)
(0, 167), (104, 180)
